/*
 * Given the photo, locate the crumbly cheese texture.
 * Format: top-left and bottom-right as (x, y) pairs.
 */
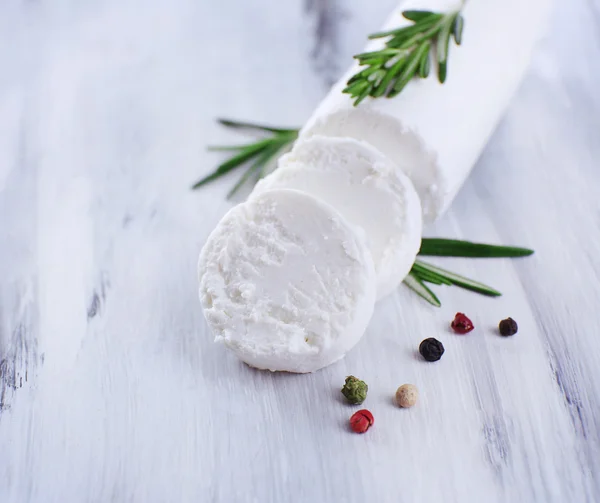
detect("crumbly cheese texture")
(198, 189), (376, 373)
(300, 0), (552, 221)
(252, 136), (422, 299)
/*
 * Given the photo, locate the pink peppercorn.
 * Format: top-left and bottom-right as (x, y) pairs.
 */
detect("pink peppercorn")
(451, 312), (474, 334)
(349, 409), (374, 434)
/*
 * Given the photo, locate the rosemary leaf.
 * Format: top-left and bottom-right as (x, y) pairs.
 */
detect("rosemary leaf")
(411, 271), (446, 286)
(436, 14), (455, 83)
(368, 27), (410, 40)
(356, 66), (383, 79)
(258, 138), (293, 179)
(418, 42), (432, 78)
(404, 272), (442, 307)
(226, 141), (285, 198)
(452, 14), (464, 45)
(369, 69), (387, 87)
(395, 19), (443, 50)
(217, 118), (297, 135)
(355, 48), (400, 60)
(402, 10), (437, 23)
(191, 139), (272, 190)
(419, 238), (534, 258)
(354, 85), (373, 106)
(345, 80), (370, 97)
(411, 263), (452, 285)
(414, 260), (502, 297)
(226, 155), (265, 199)
(374, 57), (405, 97)
(389, 41), (429, 96)
(385, 18), (440, 47)
(207, 145), (250, 152)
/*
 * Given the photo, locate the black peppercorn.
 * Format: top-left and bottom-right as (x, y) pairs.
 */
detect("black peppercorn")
(499, 317), (518, 336)
(419, 338), (445, 362)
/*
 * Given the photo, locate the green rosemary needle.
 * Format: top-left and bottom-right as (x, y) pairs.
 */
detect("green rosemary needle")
(411, 259), (501, 297)
(191, 119), (298, 198)
(419, 238), (534, 258)
(343, 8), (465, 105)
(407, 239), (534, 306)
(404, 272), (441, 307)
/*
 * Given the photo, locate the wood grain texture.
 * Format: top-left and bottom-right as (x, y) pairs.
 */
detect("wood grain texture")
(1, 0), (599, 501)
(304, 0), (347, 86)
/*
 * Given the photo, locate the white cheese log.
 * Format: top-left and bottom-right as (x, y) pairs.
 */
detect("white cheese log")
(198, 189), (376, 373)
(300, 0), (552, 221)
(252, 136), (423, 299)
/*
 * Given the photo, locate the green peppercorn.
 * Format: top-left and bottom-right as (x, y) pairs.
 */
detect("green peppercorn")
(499, 317), (518, 336)
(341, 376), (368, 404)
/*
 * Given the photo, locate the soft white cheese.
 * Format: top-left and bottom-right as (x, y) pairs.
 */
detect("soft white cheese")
(198, 188), (377, 373)
(252, 136), (422, 299)
(300, 0), (552, 221)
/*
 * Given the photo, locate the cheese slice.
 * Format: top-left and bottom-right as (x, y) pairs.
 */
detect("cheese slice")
(300, 0), (552, 221)
(198, 188), (376, 373)
(252, 136), (422, 299)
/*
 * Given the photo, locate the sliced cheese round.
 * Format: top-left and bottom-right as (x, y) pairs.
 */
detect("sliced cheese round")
(252, 136), (422, 299)
(300, 0), (552, 221)
(198, 188), (376, 373)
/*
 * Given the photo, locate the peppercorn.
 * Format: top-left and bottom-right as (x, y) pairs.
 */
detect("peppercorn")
(341, 375), (368, 404)
(349, 409), (374, 434)
(395, 384), (419, 408)
(499, 317), (518, 336)
(419, 337), (445, 362)
(451, 312), (474, 334)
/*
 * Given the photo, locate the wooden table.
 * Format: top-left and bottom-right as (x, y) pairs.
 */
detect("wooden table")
(1, 1), (599, 501)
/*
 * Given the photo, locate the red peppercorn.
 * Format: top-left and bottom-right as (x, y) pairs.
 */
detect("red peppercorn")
(451, 312), (474, 334)
(349, 409), (374, 434)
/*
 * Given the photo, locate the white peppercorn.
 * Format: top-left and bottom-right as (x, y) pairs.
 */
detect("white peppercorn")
(395, 384), (419, 408)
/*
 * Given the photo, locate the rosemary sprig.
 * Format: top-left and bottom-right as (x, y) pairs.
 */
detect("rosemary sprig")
(412, 260), (501, 296)
(343, 8), (464, 105)
(406, 238), (534, 306)
(405, 260), (499, 307)
(191, 119), (298, 198)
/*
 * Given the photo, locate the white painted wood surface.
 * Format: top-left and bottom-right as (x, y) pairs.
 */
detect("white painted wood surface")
(1, 0), (599, 501)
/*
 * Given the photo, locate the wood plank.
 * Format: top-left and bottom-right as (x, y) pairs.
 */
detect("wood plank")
(0, 0), (599, 501)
